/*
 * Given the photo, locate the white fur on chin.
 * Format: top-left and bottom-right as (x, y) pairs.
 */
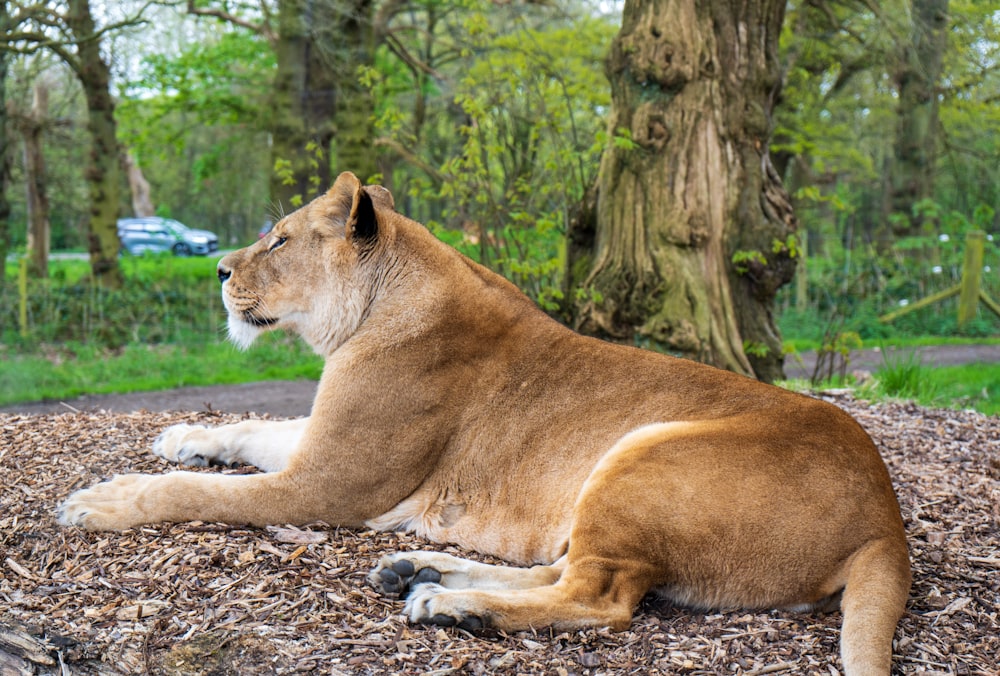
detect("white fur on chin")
(227, 315), (262, 350)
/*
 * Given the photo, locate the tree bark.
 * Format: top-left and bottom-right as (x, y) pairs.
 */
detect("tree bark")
(569, 0), (796, 383)
(22, 83), (51, 278)
(269, 0), (337, 211)
(66, 0), (124, 288)
(331, 0), (377, 181)
(882, 0), (950, 244)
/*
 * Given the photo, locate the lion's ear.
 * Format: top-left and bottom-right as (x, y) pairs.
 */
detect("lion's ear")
(346, 187), (378, 243)
(367, 185), (395, 211)
(327, 172), (378, 244)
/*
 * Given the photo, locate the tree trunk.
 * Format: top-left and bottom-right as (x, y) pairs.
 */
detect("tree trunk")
(0, 32), (11, 285)
(569, 0), (796, 383)
(269, 0), (336, 211)
(23, 83), (51, 278)
(882, 0), (950, 244)
(66, 0), (123, 288)
(125, 153), (155, 217)
(331, 0), (377, 181)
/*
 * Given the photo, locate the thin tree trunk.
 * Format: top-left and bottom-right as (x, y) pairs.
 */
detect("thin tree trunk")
(568, 0), (796, 383)
(66, 0), (123, 288)
(23, 83), (51, 278)
(882, 0), (950, 245)
(0, 35), (11, 285)
(125, 153), (155, 217)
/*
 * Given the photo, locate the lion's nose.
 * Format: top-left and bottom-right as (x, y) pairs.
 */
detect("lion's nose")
(217, 264), (232, 283)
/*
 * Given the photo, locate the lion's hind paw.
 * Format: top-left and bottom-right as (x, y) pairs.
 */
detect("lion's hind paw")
(403, 584), (486, 631)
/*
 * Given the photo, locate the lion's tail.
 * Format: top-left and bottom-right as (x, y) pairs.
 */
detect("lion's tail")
(839, 535), (911, 675)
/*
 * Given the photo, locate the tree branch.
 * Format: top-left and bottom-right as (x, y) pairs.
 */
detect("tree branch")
(373, 137), (448, 185)
(383, 31), (443, 80)
(186, 0), (275, 43)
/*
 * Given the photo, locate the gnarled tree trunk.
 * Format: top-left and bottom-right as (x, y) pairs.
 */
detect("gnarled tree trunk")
(568, 0), (796, 383)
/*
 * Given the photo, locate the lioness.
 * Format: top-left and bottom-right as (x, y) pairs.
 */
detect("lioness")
(60, 173), (910, 675)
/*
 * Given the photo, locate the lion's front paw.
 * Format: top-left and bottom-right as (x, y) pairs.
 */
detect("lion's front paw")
(404, 585), (486, 631)
(58, 474), (156, 530)
(153, 424), (224, 467)
(371, 556), (444, 598)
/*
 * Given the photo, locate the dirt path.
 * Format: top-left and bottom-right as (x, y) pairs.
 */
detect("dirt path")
(2, 344), (998, 417)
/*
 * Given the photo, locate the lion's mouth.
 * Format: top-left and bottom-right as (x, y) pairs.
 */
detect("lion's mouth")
(245, 313), (279, 327)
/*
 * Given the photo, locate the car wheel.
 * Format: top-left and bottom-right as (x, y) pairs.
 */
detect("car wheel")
(173, 242), (191, 256)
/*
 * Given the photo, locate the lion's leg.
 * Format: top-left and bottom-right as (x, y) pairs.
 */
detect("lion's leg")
(401, 556), (651, 631)
(58, 469), (322, 531)
(370, 552), (565, 595)
(153, 417), (309, 472)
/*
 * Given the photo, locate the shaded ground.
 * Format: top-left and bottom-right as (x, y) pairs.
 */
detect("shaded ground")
(2, 344), (998, 418)
(1, 394), (998, 675)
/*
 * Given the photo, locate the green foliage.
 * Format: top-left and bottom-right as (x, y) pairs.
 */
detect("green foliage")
(731, 249), (767, 275)
(1, 256), (221, 348)
(364, 0), (616, 309)
(742, 341), (771, 358)
(116, 27), (275, 243)
(777, 202), (1000, 345)
(776, 1), (1000, 310)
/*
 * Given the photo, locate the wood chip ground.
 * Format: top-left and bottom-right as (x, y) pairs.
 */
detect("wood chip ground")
(1, 394), (997, 674)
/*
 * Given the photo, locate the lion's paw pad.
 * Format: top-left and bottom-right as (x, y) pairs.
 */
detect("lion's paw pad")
(371, 557), (442, 598)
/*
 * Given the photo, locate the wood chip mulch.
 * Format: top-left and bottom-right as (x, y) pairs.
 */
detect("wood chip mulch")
(1, 394), (997, 675)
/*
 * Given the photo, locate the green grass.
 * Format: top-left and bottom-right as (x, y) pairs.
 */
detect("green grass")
(0, 334), (323, 406)
(865, 360), (1000, 416)
(783, 334), (1000, 354)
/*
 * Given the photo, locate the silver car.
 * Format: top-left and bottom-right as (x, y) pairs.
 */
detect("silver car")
(117, 217), (219, 256)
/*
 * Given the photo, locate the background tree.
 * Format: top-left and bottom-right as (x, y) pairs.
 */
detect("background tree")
(774, 0), (999, 334)
(884, 0), (951, 245)
(188, 0), (376, 211)
(0, 5), (11, 284)
(3, 0), (151, 287)
(17, 81), (52, 277)
(567, 0), (796, 382)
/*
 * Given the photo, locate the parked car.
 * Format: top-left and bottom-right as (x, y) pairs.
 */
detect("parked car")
(117, 217), (219, 256)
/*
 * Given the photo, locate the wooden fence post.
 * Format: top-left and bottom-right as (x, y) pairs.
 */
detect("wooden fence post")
(958, 230), (985, 326)
(18, 255), (29, 338)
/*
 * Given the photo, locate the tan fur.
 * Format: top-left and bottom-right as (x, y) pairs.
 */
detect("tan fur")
(59, 173), (910, 675)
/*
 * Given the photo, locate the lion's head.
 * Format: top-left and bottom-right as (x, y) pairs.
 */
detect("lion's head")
(217, 172), (395, 355)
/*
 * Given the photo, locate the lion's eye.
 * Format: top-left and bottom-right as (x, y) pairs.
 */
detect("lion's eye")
(269, 236), (288, 252)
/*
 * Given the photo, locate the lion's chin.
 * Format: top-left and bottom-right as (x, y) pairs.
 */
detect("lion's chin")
(227, 315), (265, 351)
